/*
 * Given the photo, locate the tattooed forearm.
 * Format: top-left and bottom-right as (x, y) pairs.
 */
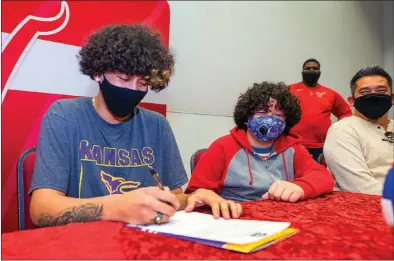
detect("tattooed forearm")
(36, 203), (104, 227)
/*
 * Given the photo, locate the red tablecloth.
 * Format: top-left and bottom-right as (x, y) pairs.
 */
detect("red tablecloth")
(2, 192), (393, 260)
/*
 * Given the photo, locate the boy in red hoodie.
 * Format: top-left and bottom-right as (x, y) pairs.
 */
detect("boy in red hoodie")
(186, 82), (334, 202)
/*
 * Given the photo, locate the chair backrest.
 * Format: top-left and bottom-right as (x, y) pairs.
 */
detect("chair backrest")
(17, 147), (37, 230)
(317, 153), (327, 167)
(190, 149), (207, 173)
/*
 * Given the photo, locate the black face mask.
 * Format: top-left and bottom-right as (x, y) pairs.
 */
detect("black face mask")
(99, 76), (147, 118)
(302, 71), (321, 86)
(354, 93), (392, 120)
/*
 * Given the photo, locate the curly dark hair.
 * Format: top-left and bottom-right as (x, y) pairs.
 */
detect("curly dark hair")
(233, 81), (301, 134)
(77, 24), (174, 92)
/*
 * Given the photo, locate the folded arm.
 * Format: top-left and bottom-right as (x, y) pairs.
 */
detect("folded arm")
(332, 91), (352, 120)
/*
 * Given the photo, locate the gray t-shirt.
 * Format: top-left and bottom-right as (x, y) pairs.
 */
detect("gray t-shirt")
(30, 97), (188, 198)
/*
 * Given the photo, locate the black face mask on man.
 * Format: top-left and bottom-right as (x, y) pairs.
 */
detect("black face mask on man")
(354, 93), (392, 120)
(302, 71), (321, 87)
(99, 76), (148, 118)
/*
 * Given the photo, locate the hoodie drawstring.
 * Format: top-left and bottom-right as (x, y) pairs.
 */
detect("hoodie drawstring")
(281, 152), (289, 181)
(245, 150), (254, 185)
(246, 148), (289, 185)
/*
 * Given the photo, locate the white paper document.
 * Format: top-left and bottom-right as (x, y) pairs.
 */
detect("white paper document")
(127, 211), (291, 245)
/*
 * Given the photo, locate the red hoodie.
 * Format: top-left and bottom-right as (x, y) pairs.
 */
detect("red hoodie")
(289, 82), (352, 148)
(186, 127), (334, 202)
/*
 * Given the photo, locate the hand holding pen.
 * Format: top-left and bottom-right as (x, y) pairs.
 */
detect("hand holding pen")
(148, 166), (176, 224)
(147, 165), (242, 221)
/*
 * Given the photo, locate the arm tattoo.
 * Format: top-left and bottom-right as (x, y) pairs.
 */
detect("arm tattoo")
(36, 203), (104, 227)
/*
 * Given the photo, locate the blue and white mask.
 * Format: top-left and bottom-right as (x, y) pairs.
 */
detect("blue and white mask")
(247, 115), (286, 142)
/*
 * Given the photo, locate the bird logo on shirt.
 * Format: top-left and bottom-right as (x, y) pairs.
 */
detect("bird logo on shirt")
(316, 92), (326, 98)
(100, 171), (141, 194)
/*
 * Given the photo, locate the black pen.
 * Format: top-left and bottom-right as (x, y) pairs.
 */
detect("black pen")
(148, 166), (176, 212)
(148, 165), (164, 190)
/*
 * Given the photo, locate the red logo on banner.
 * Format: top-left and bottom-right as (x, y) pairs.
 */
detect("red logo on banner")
(1, 0), (170, 233)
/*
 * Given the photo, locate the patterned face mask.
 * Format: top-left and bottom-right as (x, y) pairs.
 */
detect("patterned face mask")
(247, 115), (286, 142)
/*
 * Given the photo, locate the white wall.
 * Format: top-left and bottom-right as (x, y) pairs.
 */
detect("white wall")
(166, 1), (386, 181)
(383, 1), (393, 118)
(168, 1), (384, 116)
(383, 1), (393, 78)
(167, 112), (234, 188)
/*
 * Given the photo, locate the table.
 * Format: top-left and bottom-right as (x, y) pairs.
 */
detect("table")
(2, 192), (393, 259)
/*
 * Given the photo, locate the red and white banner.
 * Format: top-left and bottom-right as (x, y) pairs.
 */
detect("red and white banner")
(1, 0), (170, 233)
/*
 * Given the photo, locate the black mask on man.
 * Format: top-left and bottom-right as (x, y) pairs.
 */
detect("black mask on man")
(354, 93), (392, 120)
(99, 76), (147, 118)
(302, 71), (321, 87)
